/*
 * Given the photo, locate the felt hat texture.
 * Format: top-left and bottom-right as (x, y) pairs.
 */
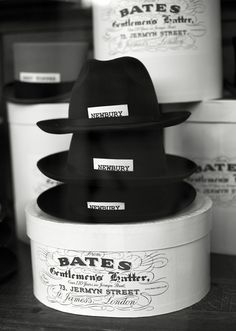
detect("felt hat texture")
(4, 41), (88, 104)
(37, 56), (196, 222)
(37, 57), (190, 133)
(37, 182), (196, 222)
(37, 129), (196, 185)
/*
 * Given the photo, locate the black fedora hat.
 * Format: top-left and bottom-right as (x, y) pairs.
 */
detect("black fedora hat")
(37, 182), (196, 222)
(37, 57), (190, 133)
(4, 41), (88, 104)
(37, 129), (196, 185)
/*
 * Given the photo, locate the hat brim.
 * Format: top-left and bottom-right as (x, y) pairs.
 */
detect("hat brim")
(37, 151), (196, 185)
(37, 111), (190, 134)
(0, 248), (17, 283)
(3, 82), (71, 104)
(37, 182), (196, 222)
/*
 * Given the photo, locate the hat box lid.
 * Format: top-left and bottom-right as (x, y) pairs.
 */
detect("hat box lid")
(165, 100), (236, 124)
(26, 194), (212, 251)
(7, 102), (69, 125)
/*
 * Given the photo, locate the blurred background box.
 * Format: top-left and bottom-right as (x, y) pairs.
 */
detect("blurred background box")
(0, 0), (92, 240)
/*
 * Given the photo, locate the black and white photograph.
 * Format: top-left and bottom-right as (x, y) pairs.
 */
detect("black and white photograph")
(0, 0), (235, 330)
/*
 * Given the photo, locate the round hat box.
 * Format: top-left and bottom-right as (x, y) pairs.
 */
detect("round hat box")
(164, 100), (236, 255)
(92, 0), (222, 103)
(26, 194), (212, 317)
(7, 102), (72, 242)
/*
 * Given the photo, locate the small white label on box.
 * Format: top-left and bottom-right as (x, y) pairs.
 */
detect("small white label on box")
(87, 202), (125, 211)
(93, 158), (134, 172)
(20, 72), (61, 83)
(88, 104), (129, 119)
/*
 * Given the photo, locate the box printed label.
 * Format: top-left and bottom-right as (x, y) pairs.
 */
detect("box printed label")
(88, 104), (129, 119)
(93, 158), (134, 172)
(37, 244), (170, 313)
(20, 72), (61, 83)
(96, 0), (207, 54)
(188, 156), (236, 207)
(87, 202), (125, 211)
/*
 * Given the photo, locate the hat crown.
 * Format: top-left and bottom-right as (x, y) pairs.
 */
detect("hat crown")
(68, 57), (160, 122)
(66, 130), (167, 179)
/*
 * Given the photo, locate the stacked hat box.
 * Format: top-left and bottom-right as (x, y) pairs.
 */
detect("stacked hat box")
(5, 41), (88, 242)
(92, 0), (222, 103)
(25, 57), (213, 317)
(26, 194), (212, 318)
(164, 99), (236, 255)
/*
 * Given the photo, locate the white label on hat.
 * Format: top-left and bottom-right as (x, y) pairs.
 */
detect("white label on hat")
(93, 158), (134, 172)
(87, 202), (125, 211)
(19, 72), (61, 83)
(88, 104), (129, 119)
